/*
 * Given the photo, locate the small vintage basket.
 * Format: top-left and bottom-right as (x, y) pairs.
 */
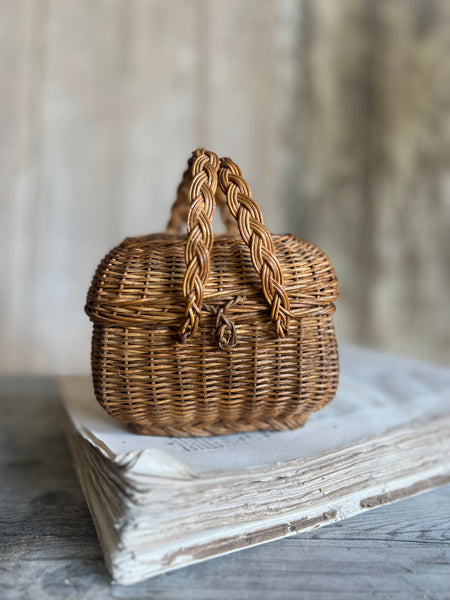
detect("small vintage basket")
(85, 148), (339, 436)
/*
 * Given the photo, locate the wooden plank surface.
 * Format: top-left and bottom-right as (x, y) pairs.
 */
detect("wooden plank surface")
(290, 0), (450, 361)
(1, 0), (450, 373)
(1, 376), (449, 599)
(0, 0), (46, 371)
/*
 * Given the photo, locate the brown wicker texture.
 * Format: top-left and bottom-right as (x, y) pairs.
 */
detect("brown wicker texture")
(86, 148), (339, 436)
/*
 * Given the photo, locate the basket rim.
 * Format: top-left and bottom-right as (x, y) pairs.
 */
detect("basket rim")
(85, 232), (339, 328)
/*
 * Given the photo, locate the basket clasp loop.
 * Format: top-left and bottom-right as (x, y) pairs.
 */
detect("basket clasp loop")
(203, 296), (244, 350)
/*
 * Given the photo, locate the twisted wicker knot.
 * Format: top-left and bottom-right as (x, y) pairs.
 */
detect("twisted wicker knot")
(203, 296), (244, 349)
(218, 157), (291, 337)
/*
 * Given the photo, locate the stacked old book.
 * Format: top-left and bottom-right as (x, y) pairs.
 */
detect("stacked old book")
(60, 345), (450, 585)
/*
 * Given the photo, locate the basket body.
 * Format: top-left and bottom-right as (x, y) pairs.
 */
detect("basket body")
(86, 233), (339, 436)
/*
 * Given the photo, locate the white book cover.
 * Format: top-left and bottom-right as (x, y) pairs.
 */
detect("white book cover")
(60, 346), (450, 584)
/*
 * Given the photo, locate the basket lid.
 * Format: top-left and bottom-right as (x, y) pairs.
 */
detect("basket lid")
(85, 233), (338, 328)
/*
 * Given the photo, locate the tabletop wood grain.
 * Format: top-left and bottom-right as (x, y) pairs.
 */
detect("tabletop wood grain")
(1, 376), (449, 600)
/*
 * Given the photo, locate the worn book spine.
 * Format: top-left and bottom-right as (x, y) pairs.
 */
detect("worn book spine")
(64, 411), (450, 584)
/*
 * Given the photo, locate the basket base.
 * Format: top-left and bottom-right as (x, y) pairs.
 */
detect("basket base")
(127, 413), (310, 437)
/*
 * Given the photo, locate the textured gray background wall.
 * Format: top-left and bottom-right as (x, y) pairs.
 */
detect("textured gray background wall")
(1, 0), (449, 374)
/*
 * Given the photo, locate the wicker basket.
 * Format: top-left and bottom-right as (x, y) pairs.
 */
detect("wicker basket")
(85, 148), (339, 436)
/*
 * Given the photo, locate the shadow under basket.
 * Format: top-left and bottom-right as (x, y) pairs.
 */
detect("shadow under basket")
(85, 149), (339, 437)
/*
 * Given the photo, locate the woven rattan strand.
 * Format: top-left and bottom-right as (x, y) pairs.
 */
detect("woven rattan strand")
(86, 149), (339, 436)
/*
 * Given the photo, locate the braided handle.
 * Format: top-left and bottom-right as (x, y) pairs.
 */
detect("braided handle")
(176, 149), (291, 343)
(166, 156), (238, 236)
(177, 149), (220, 341)
(218, 157), (291, 338)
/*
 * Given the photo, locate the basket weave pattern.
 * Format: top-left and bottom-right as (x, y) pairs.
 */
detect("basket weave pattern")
(86, 149), (339, 436)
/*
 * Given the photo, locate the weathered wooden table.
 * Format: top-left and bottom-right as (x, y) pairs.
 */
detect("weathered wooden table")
(1, 376), (449, 600)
